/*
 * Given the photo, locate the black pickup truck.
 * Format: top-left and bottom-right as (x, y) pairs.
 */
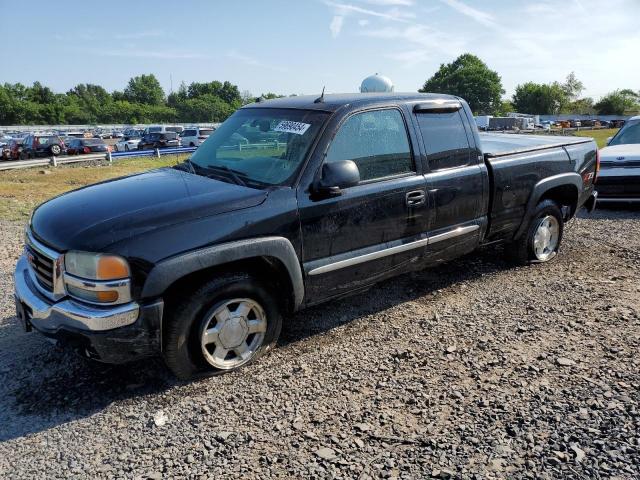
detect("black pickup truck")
(14, 93), (598, 379)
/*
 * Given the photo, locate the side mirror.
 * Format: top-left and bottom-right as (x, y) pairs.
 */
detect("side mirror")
(606, 136), (613, 146)
(313, 160), (360, 197)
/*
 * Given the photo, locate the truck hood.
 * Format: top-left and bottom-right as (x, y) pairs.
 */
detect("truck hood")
(599, 144), (640, 160)
(30, 168), (268, 252)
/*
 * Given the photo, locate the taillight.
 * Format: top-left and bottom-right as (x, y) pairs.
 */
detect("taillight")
(594, 149), (600, 184)
(83, 146), (90, 154)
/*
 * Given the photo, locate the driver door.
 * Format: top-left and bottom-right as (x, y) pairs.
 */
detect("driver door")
(298, 107), (429, 303)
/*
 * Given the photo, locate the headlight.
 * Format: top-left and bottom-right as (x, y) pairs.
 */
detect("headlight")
(65, 251), (130, 280)
(64, 251), (131, 304)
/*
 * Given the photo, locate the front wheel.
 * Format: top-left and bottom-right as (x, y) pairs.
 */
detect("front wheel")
(163, 273), (282, 379)
(50, 145), (61, 156)
(505, 199), (563, 264)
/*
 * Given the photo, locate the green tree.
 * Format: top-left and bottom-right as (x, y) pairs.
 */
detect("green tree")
(512, 82), (567, 114)
(123, 74), (165, 105)
(419, 53), (504, 115)
(594, 90), (640, 115)
(561, 72), (584, 102)
(562, 97), (595, 115)
(176, 95), (235, 123)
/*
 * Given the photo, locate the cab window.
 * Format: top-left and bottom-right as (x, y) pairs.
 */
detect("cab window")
(325, 109), (414, 182)
(416, 111), (471, 170)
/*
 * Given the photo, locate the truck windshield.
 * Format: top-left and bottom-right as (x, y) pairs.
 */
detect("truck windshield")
(189, 108), (329, 187)
(609, 121), (640, 146)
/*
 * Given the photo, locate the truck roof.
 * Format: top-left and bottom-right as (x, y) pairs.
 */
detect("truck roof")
(242, 92), (459, 112)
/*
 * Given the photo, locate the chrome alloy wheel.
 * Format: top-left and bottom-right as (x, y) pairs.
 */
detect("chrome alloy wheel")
(533, 215), (560, 261)
(199, 298), (267, 370)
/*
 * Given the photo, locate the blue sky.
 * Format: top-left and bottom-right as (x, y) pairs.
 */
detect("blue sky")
(3, 0), (639, 100)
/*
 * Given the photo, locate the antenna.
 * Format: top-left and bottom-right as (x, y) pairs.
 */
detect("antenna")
(314, 86), (325, 104)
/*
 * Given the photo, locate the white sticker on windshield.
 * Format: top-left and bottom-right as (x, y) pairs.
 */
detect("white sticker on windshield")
(274, 120), (311, 135)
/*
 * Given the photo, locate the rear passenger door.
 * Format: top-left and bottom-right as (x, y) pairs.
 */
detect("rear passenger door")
(412, 102), (488, 259)
(298, 107), (429, 302)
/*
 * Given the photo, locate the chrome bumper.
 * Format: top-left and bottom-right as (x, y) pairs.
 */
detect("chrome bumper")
(14, 255), (139, 332)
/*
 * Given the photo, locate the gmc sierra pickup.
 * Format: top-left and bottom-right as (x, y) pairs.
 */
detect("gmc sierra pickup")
(14, 93), (598, 379)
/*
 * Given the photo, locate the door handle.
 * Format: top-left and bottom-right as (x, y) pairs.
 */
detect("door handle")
(406, 190), (426, 207)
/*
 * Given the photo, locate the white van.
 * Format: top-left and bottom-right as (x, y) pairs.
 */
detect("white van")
(180, 126), (216, 147)
(143, 125), (184, 135)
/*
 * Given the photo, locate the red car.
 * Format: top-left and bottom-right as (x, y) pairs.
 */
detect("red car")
(1, 139), (24, 161)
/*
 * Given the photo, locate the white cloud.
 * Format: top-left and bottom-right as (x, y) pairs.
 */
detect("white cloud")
(330, 15), (345, 37)
(226, 51), (288, 72)
(439, 0), (496, 27)
(93, 49), (208, 59)
(361, 24), (464, 65)
(114, 30), (164, 40)
(325, 1), (412, 22)
(358, 0), (414, 5)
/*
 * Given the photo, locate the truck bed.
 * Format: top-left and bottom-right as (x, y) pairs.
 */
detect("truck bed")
(478, 132), (598, 243)
(480, 133), (592, 158)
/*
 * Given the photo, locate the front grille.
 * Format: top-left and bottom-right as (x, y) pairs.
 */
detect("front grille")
(26, 245), (55, 292)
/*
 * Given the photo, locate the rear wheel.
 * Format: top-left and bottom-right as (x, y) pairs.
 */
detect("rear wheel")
(50, 144), (61, 156)
(163, 273), (282, 379)
(505, 199), (563, 264)
(125, 145), (129, 151)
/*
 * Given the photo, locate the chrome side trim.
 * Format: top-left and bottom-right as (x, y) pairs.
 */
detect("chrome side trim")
(428, 224), (479, 244)
(308, 224), (479, 276)
(596, 197), (640, 203)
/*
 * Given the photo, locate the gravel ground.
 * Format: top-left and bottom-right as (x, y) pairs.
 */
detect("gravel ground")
(0, 207), (639, 479)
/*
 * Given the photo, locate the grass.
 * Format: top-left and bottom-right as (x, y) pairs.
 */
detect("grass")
(571, 128), (618, 149)
(0, 154), (188, 221)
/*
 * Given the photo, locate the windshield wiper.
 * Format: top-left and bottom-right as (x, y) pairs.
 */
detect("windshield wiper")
(203, 165), (247, 187)
(174, 158), (197, 175)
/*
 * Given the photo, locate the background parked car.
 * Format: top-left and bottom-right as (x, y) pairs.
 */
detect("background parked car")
(114, 133), (142, 152)
(2, 138), (24, 160)
(596, 116), (640, 203)
(142, 125), (184, 136)
(180, 127), (215, 147)
(66, 138), (109, 155)
(20, 134), (65, 158)
(137, 132), (180, 150)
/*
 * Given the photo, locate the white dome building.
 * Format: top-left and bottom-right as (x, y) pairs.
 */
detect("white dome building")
(360, 74), (394, 93)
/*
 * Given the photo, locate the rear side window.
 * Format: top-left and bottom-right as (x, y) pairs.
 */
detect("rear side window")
(326, 109), (414, 182)
(183, 129), (197, 136)
(417, 111), (471, 170)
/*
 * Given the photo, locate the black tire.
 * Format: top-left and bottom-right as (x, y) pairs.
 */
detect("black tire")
(505, 199), (563, 265)
(163, 273), (282, 380)
(189, 142), (195, 147)
(125, 145), (129, 151)
(50, 144), (61, 156)
(19, 151), (27, 160)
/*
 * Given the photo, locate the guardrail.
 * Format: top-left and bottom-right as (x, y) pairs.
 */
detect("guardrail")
(0, 146), (199, 171)
(0, 141), (290, 171)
